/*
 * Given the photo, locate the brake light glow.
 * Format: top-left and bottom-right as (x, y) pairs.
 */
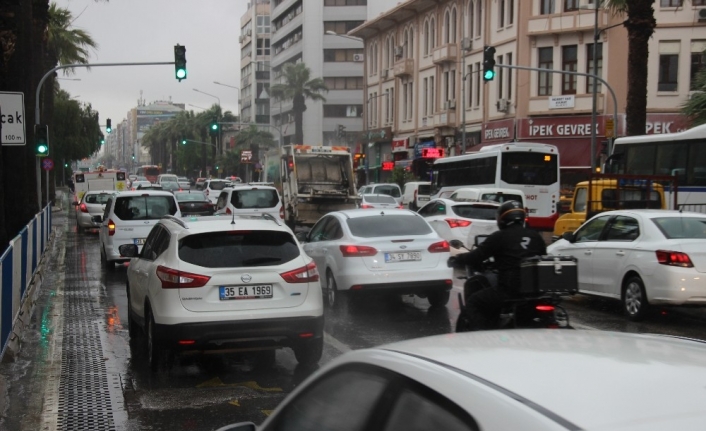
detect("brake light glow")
(428, 240), (450, 253)
(656, 250), (694, 268)
(536, 305), (555, 312)
(156, 265), (211, 289)
(226, 207), (232, 215)
(339, 245), (378, 257)
(445, 219), (471, 228)
(298, 332), (314, 338)
(280, 206), (284, 219)
(178, 340), (196, 345)
(280, 261), (319, 283)
(397, 204), (404, 209)
(360, 204), (374, 209)
(79, 203), (88, 213)
(107, 219), (116, 236)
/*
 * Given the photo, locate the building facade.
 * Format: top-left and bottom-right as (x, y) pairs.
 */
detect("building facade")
(351, 0), (706, 187)
(240, 1), (272, 129)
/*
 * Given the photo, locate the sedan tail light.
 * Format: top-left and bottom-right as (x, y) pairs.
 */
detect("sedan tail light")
(428, 240), (450, 253)
(226, 207), (232, 215)
(156, 265), (211, 289)
(340, 245), (378, 257)
(280, 261), (319, 283)
(360, 204), (373, 209)
(79, 203), (88, 213)
(107, 219), (116, 236)
(445, 219), (471, 228)
(397, 204), (404, 209)
(655, 250), (694, 268)
(280, 206), (285, 219)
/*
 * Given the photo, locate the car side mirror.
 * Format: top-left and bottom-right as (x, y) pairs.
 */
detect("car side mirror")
(561, 231), (576, 243)
(213, 423), (257, 431)
(119, 244), (139, 258)
(474, 235), (489, 247)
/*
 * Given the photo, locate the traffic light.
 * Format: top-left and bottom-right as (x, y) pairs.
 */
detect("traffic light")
(174, 44), (187, 82)
(132, 153), (135, 160)
(483, 46), (496, 81)
(100, 137), (105, 145)
(35, 124), (49, 156)
(106, 118), (112, 133)
(209, 121), (219, 136)
(181, 139), (187, 145)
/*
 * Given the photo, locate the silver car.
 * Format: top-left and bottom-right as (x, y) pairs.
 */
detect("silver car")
(74, 190), (112, 233)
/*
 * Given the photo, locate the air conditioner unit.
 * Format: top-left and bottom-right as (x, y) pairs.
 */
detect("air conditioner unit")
(461, 37), (472, 51)
(394, 46), (404, 57)
(247, 29), (252, 36)
(698, 8), (706, 21)
(445, 100), (456, 110)
(381, 68), (389, 79)
(353, 53), (364, 62)
(497, 99), (510, 113)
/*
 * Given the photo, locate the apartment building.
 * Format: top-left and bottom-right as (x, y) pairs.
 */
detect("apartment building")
(269, 0), (366, 146)
(351, 0), (706, 185)
(240, 1), (272, 129)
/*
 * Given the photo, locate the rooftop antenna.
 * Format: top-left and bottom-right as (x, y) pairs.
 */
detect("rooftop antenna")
(231, 210), (236, 225)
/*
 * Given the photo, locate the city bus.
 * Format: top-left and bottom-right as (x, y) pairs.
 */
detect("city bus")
(430, 142), (561, 230)
(135, 165), (160, 184)
(606, 123), (706, 213)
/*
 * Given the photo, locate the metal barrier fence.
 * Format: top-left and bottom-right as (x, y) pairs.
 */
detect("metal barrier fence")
(0, 205), (52, 357)
(677, 203), (706, 213)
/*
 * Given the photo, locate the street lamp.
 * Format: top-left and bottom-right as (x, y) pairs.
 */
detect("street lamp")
(213, 81), (241, 116)
(188, 103), (208, 111)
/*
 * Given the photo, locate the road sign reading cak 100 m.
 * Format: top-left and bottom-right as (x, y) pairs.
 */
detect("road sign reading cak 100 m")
(0, 91), (26, 145)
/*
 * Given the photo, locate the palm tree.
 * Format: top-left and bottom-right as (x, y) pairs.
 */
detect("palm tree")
(604, 0), (656, 136)
(270, 62), (328, 145)
(682, 59), (706, 126)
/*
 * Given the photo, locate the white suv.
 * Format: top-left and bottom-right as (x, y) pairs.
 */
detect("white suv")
(202, 179), (231, 206)
(214, 185), (284, 220)
(99, 191), (180, 270)
(120, 215), (324, 371)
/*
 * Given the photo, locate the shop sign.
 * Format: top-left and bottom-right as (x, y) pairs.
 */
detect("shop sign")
(422, 147), (445, 158)
(548, 95), (575, 109)
(644, 113), (690, 135)
(414, 140), (436, 158)
(517, 116), (606, 139)
(382, 161), (395, 171)
(391, 138), (408, 152)
(482, 118), (515, 143)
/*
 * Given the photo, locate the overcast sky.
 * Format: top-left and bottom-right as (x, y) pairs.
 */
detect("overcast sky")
(55, 0), (248, 128)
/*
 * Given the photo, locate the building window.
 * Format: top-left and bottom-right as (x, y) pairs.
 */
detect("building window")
(430, 19), (436, 50)
(430, 76), (435, 113)
(323, 77), (364, 89)
(508, 0), (514, 25)
(424, 20), (430, 55)
(324, 21), (365, 34)
(407, 83), (414, 120)
(324, 49), (365, 62)
(256, 15), (270, 34)
(499, 0), (506, 28)
(467, 64), (473, 107)
(564, 0), (579, 12)
(444, 11), (451, 44)
(694, 0), (706, 5)
(324, 105), (364, 117)
(256, 38), (270, 56)
(540, 0), (554, 15)
(450, 8), (457, 43)
(691, 47), (705, 90)
(497, 56), (504, 99)
(468, 0), (475, 38)
(324, 0), (368, 5)
(586, 43), (603, 93)
(659, 54), (679, 91)
(660, 0), (682, 6)
(475, 62), (481, 106)
(538, 47), (553, 96)
(476, 0), (482, 37)
(562, 45), (578, 94)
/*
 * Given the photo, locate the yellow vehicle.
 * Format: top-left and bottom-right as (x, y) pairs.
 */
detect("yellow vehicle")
(553, 174), (673, 238)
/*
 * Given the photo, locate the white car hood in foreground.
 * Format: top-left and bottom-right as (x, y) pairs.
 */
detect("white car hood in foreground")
(380, 330), (706, 431)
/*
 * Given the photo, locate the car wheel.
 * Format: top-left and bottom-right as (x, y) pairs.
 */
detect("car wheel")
(293, 337), (323, 367)
(623, 275), (649, 321)
(428, 291), (450, 307)
(146, 310), (162, 372)
(325, 271), (339, 308)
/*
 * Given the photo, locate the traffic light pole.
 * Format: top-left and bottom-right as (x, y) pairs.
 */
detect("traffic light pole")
(34, 61), (175, 210)
(492, 63), (618, 171)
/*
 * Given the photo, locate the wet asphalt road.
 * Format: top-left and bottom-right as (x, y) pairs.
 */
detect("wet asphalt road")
(3, 201), (706, 431)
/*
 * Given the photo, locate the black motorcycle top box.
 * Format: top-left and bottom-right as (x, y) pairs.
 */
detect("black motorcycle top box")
(520, 255), (578, 295)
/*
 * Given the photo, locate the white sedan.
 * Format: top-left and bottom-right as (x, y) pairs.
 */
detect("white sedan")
(300, 209), (453, 308)
(547, 209), (706, 320)
(417, 198), (499, 254)
(220, 330), (706, 431)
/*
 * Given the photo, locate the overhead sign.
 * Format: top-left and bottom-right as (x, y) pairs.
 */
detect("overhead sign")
(241, 150), (252, 163)
(422, 147), (445, 159)
(42, 158), (54, 171)
(0, 92), (26, 145)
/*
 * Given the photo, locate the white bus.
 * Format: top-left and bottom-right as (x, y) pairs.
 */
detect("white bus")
(431, 142), (561, 230)
(606, 124), (706, 213)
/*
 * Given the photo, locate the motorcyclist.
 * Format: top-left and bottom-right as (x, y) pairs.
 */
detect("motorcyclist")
(449, 200), (547, 331)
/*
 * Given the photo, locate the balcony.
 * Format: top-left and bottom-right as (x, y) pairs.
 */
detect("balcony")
(432, 43), (458, 65)
(434, 108), (457, 127)
(393, 58), (415, 78)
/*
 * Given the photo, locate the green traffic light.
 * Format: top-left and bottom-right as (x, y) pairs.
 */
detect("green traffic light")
(101, 139), (105, 145)
(37, 144), (48, 154)
(181, 139), (187, 145)
(211, 124), (218, 131)
(176, 68), (187, 80)
(484, 70), (495, 80)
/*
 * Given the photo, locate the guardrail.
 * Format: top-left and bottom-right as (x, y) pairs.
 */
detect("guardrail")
(0, 205), (52, 358)
(677, 203), (706, 213)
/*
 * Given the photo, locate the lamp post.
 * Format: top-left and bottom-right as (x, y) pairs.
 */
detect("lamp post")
(213, 81), (241, 116)
(193, 88), (222, 157)
(188, 103), (208, 111)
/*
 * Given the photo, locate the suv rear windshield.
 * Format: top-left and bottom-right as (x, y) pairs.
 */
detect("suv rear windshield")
(208, 181), (229, 191)
(452, 204), (497, 220)
(113, 196), (177, 220)
(179, 230), (300, 268)
(373, 185), (401, 198)
(479, 193), (524, 204)
(230, 189), (280, 209)
(347, 215), (433, 237)
(363, 195), (397, 204)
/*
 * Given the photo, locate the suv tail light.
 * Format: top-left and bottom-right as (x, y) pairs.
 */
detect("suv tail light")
(156, 265), (211, 288)
(428, 240), (450, 253)
(280, 206), (285, 219)
(445, 219), (471, 228)
(280, 261), (319, 283)
(656, 250), (694, 268)
(79, 203), (88, 213)
(226, 207), (232, 215)
(360, 204), (373, 209)
(107, 219), (116, 236)
(340, 245), (378, 257)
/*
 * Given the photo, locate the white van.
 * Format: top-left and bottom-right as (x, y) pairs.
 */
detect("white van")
(402, 181), (431, 210)
(449, 187), (526, 208)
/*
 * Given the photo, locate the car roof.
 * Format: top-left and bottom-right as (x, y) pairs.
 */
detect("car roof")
(84, 190), (113, 194)
(160, 215), (290, 235)
(350, 330), (706, 430)
(115, 190), (174, 197)
(225, 184), (278, 191)
(332, 208), (417, 219)
(595, 209), (706, 219)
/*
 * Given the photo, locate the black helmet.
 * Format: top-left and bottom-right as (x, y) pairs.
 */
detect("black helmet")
(496, 200), (526, 229)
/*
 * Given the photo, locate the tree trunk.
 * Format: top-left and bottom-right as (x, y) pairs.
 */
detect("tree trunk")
(293, 94), (306, 145)
(624, 0), (656, 136)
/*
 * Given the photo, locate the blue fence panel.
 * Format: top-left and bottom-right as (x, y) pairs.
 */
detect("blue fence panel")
(40, 212), (45, 253)
(1, 246), (13, 350)
(20, 228), (27, 298)
(31, 219), (37, 273)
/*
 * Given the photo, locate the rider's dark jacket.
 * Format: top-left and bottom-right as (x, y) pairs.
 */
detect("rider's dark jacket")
(453, 223), (547, 296)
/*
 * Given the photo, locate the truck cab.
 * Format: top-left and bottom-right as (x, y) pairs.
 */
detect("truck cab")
(553, 175), (669, 239)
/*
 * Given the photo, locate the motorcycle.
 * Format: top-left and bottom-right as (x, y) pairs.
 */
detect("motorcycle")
(448, 238), (574, 332)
